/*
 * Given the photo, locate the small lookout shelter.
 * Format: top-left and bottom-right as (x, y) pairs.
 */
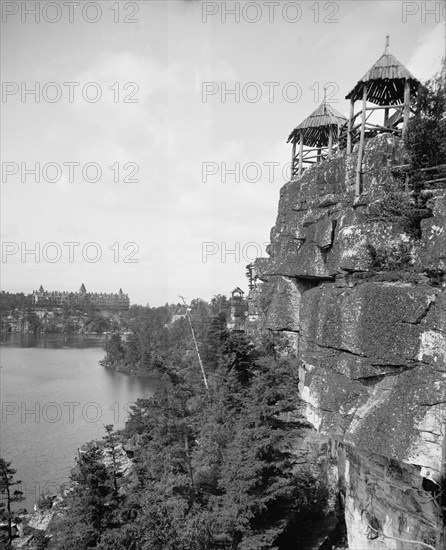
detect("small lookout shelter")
(231, 287), (245, 300)
(345, 36), (421, 195)
(288, 100), (347, 179)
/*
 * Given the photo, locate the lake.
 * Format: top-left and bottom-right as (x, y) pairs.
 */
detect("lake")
(0, 335), (161, 512)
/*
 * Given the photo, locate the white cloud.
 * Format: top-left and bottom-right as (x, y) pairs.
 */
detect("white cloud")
(408, 24), (444, 82)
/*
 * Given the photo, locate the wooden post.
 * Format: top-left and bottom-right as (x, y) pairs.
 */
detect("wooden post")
(180, 296), (209, 393)
(402, 79), (411, 139)
(328, 126), (333, 157)
(356, 85), (367, 197)
(347, 98), (354, 154)
(298, 129), (303, 177)
(291, 140), (297, 178)
(317, 147), (321, 163)
(384, 107), (389, 127)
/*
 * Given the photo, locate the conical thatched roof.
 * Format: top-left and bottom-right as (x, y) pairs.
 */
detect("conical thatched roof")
(346, 37), (420, 105)
(287, 102), (347, 147)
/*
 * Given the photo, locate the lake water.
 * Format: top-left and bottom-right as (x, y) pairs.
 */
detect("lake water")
(0, 335), (161, 512)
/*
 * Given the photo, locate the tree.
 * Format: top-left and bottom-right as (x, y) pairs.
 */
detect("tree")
(101, 333), (125, 367)
(0, 458), (24, 546)
(103, 425), (119, 498)
(204, 313), (228, 369)
(56, 446), (117, 549)
(405, 70), (446, 171)
(26, 311), (41, 335)
(216, 357), (327, 549)
(219, 332), (258, 387)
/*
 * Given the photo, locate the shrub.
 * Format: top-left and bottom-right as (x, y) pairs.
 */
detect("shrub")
(37, 493), (54, 511)
(366, 242), (412, 271)
(366, 185), (432, 238)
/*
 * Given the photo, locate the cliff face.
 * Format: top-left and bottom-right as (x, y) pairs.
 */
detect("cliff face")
(256, 135), (446, 549)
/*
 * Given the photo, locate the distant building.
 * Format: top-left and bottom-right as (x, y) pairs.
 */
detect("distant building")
(245, 286), (262, 337)
(32, 284), (130, 311)
(227, 287), (247, 332)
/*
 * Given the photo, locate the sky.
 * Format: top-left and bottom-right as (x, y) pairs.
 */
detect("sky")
(1, 0), (445, 306)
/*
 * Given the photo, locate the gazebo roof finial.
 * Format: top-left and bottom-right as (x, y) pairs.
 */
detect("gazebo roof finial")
(345, 37), (420, 105)
(287, 101), (347, 147)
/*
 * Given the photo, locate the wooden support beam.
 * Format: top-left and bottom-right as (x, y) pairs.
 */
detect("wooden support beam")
(365, 110), (374, 123)
(328, 126), (333, 157)
(291, 140), (297, 179)
(347, 98), (354, 154)
(303, 154), (327, 161)
(423, 177), (446, 185)
(349, 111), (361, 125)
(392, 164), (446, 175)
(365, 104), (403, 112)
(420, 164), (446, 172)
(364, 122), (401, 132)
(402, 79), (411, 140)
(298, 130), (303, 178)
(292, 155), (299, 177)
(356, 85), (367, 197)
(302, 147), (328, 153)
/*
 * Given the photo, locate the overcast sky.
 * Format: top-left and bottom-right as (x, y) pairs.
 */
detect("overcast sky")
(1, 0), (444, 306)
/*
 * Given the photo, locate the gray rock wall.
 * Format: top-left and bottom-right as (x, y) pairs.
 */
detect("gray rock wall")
(256, 135), (446, 549)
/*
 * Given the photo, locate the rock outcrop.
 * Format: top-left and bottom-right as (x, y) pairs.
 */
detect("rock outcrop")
(256, 135), (446, 549)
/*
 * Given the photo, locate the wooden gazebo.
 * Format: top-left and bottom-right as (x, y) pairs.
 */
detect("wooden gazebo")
(288, 100), (347, 179)
(231, 287), (244, 300)
(345, 36), (421, 195)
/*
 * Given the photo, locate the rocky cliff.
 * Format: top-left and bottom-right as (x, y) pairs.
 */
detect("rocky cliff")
(255, 134), (446, 549)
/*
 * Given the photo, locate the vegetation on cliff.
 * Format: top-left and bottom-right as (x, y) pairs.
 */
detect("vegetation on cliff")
(30, 313), (327, 550)
(405, 70), (446, 172)
(368, 72), (446, 242)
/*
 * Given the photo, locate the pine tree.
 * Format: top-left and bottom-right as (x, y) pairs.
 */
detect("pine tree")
(0, 458), (24, 546)
(56, 447), (116, 549)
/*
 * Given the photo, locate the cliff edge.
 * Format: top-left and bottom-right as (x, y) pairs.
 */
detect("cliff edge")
(255, 134), (446, 549)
